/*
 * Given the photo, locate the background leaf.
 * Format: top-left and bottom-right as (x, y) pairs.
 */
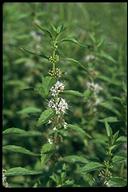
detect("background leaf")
(5, 167), (43, 176)
(3, 128), (42, 137)
(3, 145), (39, 156)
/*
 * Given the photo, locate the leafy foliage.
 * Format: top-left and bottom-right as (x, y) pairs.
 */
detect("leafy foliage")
(3, 3), (127, 188)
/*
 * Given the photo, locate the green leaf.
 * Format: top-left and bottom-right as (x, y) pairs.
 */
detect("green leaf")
(14, 58), (27, 65)
(41, 143), (55, 154)
(96, 37), (105, 48)
(107, 177), (127, 187)
(34, 83), (44, 97)
(17, 107), (41, 115)
(41, 76), (56, 98)
(5, 167), (43, 176)
(3, 145), (39, 156)
(116, 136), (127, 143)
(3, 128), (26, 135)
(3, 128), (42, 137)
(99, 102), (120, 116)
(20, 48), (49, 59)
(112, 155), (126, 163)
(98, 117), (119, 123)
(56, 24), (65, 33)
(63, 179), (74, 187)
(99, 50), (116, 63)
(16, 35), (28, 40)
(89, 33), (96, 43)
(65, 58), (88, 72)
(60, 37), (87, 48)
(37, 108), (55, 127)
(62, 155), (89, 164)
(79, 162), (103, 173)
(63, 90), (83, 97)
(112, 131), (119, 144)
(51, 24), (58, 33)
(41, 154), (50, 168)
(68, 124), (92, 139)
(6, 80), (26, 89)
(110, 144), (118, 151)
(34, 23), (53, 39)
(83, 90), (92, 101)
(104, 121), (113, 137)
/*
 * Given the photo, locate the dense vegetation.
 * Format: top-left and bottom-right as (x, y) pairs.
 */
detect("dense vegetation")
(3, 3), (127, 187)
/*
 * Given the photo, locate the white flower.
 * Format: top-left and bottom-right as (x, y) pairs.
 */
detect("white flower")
(48, 138), (53, 144)
(94, 97), (103, 106)
(53, 127), (57, 131)
(63, 122), (68, 129)
(87, 82), (102, 94)
(48, 98), (68, 114)
(85, 54), (96, 62)
(50, 81), (65, 97)
(48, 120), (52, 124)
(48, 99), (55, 108)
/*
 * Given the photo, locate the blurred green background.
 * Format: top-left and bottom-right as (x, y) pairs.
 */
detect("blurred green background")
(3, 3), (127, 187)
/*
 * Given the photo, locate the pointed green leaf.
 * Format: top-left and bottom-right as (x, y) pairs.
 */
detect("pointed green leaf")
(83, 90), (92, 101)
(3, 145), (39, 156)
(99, 51), (116, 63)
(106, 177), (127, 187)
(98, 117), (119, 123)
(112, 131), (119, 144)
(41, 143), (55, 154)
(68, 124), (92, 139)
(34, 23), (53, 39)
(37, 109), (55, 127)
(79, 162), (103, 173)
(99, 102), (120, 116)
(20, 48), (49, 59)
(62, 155), (89, 164)
(116, 136), (127, 143)
(3, 128), (42, 137)
(104, 121), (112, 137)
(60, 37), (87, 48)
(17, 107), (41, 115)
(112, 155), (126, 163)
(63, 90), (83, 97)
(3, 128), (26, 135)
(5, 167), (43, 176)
(41, 76), (56, 98)
(66, 58), (88, 72)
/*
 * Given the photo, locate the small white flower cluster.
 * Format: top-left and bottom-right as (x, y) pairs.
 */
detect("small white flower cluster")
(85, 54), (96, 62)
(87, 81), (102, 94)
(63, 121), (68, 129)
(48, 138), (53, 144)
(2, 169), (8, 187)
(48, 81), (68, 114)
(86, 81), (103, 111)
(48, 97), (68, 115)
(53, 127), (57, 131)
(50, 81), (64, 97)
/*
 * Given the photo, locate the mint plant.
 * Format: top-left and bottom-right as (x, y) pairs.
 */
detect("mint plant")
(3, 13), (127, 187)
